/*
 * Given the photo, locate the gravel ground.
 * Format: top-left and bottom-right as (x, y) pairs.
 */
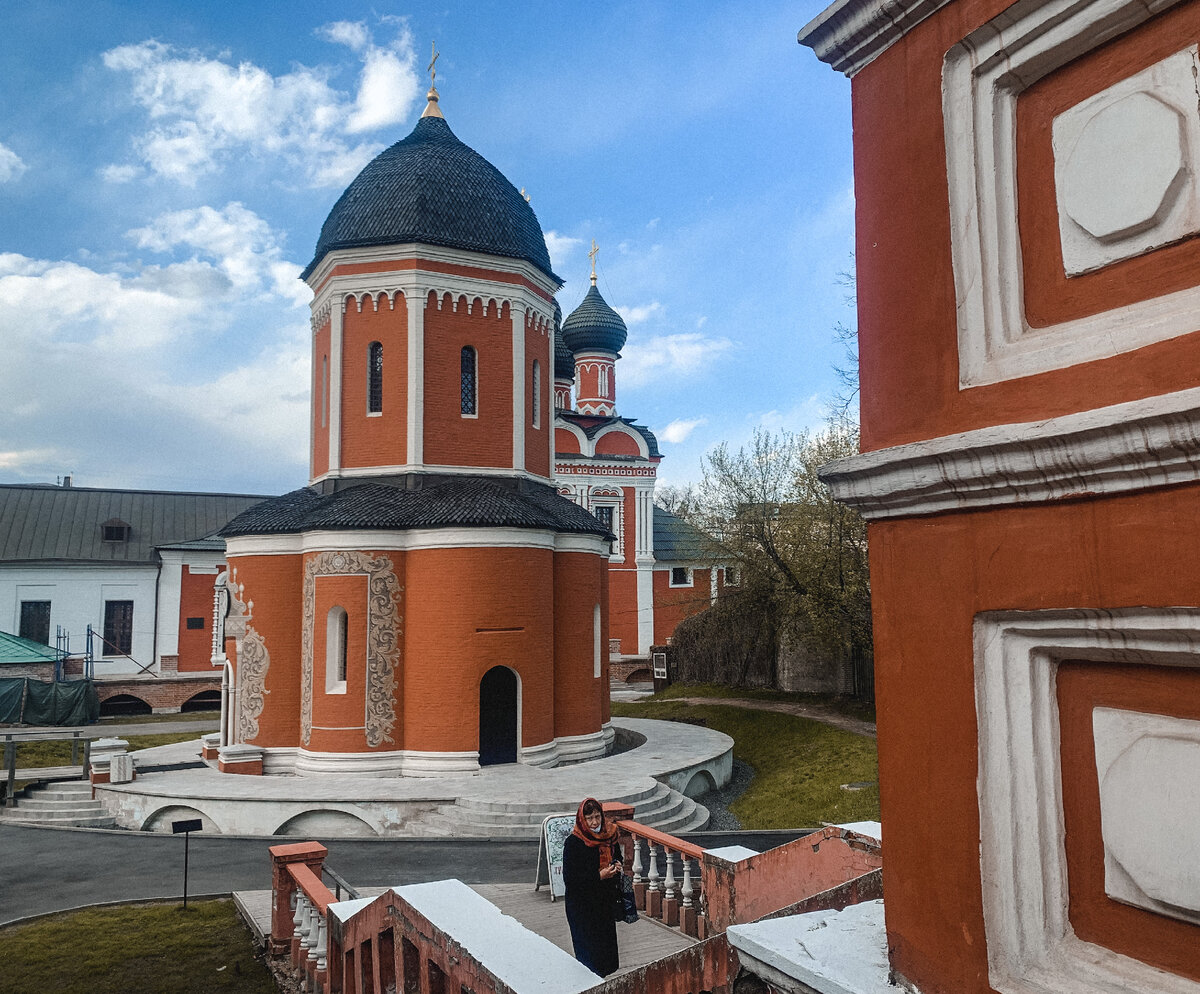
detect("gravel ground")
(698, 758), (753, 831)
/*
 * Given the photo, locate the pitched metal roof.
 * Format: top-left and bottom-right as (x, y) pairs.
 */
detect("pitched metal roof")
(0, 485), (267, 565)
(0, 630), (65, 665)
(221, 476), (612, 538)
(653, 506), (717, 562)
(303, 116), (557, 281)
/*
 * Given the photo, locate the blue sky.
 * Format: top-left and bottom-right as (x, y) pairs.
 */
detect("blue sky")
(0, 1), (851, 496)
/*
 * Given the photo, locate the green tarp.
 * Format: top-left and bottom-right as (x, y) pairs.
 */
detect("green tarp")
(0, 678), (98, 725)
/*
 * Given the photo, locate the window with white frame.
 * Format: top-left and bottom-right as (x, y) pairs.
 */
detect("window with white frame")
(590, 494), (622, 559)
(461, 346), (478, 416)
(325, 605), (348, 694)
(531, 359), (541, 428)
(670, 567), (692, 587)
(367, 341), (383, 414)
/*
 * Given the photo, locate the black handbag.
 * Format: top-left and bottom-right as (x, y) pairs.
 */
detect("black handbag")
(614, 870), (639, 923)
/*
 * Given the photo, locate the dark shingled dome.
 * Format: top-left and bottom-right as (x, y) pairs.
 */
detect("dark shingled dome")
(220, 476), (611, 539)
(301, 116), (556, 281)
(553, 301), (575, 381)
(561, 284), (628, 355)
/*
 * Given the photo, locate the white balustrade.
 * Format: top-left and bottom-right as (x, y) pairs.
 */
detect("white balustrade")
(631, 837), (645, 885)
(663, 848), (677, 903)
(681, 857), (695, 908)
(646, 842), (661, 893)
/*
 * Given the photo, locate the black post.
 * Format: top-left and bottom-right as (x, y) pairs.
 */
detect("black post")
(171, 818), (203, 910)
(5, 737), (15, 808)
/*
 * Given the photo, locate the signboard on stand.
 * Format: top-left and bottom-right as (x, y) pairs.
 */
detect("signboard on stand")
(534, 814), (576, 900)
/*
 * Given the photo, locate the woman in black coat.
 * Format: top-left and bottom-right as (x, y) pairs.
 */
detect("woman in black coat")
(562, 797), (621, 977)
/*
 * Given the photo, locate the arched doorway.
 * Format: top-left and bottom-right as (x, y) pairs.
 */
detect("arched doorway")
(479, 666), (518, 766)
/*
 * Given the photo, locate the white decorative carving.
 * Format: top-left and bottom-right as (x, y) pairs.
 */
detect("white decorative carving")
(300, 550), (403, 748)
(1054, 48), (1200, 274)
(943, 0), (1191, 387)
(819, 385), (1200, 520)
(975, 608), (1200, 994)
(1093, 707), (1200, 923)
(237, 626), (270, 743)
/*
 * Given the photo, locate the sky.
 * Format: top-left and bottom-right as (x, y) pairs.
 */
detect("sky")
(0, 1), (853, 497)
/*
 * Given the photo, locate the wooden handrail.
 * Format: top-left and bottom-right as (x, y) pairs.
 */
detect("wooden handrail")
(614, 819), (704, 859)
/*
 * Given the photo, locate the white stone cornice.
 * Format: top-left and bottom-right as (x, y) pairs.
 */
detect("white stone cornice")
(311, 463), (553, 484)
(306, 242), (560, 299)
(820, 388), (1200, 519)
(224, 526), (610, 557)
(797, 0), (952, 77)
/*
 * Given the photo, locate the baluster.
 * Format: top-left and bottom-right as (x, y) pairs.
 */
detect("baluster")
(646, 842), (663, 918)
(300, 901), (317, 954)
(293, 893), (308, 944)
(631, 837), (645, 885)
(314, 916), (328, 973)
(646, 842), (660, 892)
(681, 856), (694, 908)
(663, 848), (677, 903)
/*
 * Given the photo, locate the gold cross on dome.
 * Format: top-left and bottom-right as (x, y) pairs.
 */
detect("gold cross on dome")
(588, 239), (599, 284)
(428, 42), (440, 86)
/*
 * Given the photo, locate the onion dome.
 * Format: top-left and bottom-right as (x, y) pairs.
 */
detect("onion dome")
(553, 301), (575, 380)
(561, 284), (628, 355)
(301, 114), (556, 281)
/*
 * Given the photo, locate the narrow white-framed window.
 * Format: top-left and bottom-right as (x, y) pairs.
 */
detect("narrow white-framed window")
(325, 605), (348, 694)
(367, 341), (383, 415)
(724, 565), (739, 586)
(531, 359), (541, 428)
(461, 345), (478, 417)
(669, 567), (692, 588)
(598, 365), (609, 398)
(593, 602), (602, 678)
(590, 498), (623, 560)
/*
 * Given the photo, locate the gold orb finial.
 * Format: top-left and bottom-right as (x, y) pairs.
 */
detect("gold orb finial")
(421, 41), (445, 119)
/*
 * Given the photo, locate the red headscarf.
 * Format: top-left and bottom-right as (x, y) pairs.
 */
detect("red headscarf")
(571, 797), (619, 867)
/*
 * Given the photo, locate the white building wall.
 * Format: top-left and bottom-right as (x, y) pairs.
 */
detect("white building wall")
(1, 564), (160, 676)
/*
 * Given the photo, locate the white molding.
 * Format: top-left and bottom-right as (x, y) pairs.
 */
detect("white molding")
(589, 423), (651, 460)
(819, 386), (1200, 519)
(292, 747), (481, 777)
(975, 607), (1200, 994)
(224, 527), (610, 558)
(306, 242), (561, 300)
(797, 0), (952, 77)
(552, 729), (609, 765)
(313, 463), (552, 485)
(943, 0), (1189, 388)
(329, 304), (343, 470)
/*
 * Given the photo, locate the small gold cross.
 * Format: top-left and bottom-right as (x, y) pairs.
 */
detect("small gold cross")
(428, 41), (440, 86)
(588, 239), (599, 283)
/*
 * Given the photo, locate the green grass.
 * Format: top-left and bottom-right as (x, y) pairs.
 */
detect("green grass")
(99, 710), (220, 726)
(14, 730), (201, 769)
(646, 682), (876, 722)
(1, 900), (276, 994)
(612, 699), (879, 828)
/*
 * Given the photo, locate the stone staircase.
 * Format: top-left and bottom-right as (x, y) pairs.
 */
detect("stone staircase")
(418, 781), (709, 838)
(0, 779), (116, 828)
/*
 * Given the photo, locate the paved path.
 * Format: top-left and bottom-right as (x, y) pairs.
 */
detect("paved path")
(626, 697), (876, 739)
(0, 823), (804, 927)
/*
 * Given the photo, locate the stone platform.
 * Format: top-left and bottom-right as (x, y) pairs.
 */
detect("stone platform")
(94, 717), (733, 839)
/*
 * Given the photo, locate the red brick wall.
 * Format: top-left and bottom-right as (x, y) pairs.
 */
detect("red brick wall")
(653, 567), (712, 645)
(552, 551), (608, 739)
(340, 292), (408, 470)
(177, 566), (219, 673)
(423, 293), (513, 469)
(524, 317), (551, 477)
(309, 572), (372, 753)
(311, 320), (330, 479)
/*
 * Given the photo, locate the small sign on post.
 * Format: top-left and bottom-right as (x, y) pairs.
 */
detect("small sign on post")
(172, 818), (203, 910)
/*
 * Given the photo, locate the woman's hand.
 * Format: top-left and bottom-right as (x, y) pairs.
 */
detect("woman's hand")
(600, 862), (620, 880)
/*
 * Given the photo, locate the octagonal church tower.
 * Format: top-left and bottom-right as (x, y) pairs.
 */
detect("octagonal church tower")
(214, 83), (613, 777)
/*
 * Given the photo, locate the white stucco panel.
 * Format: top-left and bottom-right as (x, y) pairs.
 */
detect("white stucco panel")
(1093, 707), (1200, 923)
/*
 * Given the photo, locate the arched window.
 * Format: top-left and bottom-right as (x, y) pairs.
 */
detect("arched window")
(531, 359), (541, 428)
(320, 355), (328, 428)
(599, 365), (609, 398)
(461, 346), (477, 416)
(326, 606), (348, 693)
(367, 342), (383, 414)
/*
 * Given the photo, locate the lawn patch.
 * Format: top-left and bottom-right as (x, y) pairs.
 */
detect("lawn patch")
(613, 700), (878, 828)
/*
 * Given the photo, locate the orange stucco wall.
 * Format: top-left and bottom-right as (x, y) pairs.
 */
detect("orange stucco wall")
(309, 572), (372, 753)
(311, 320), (330, 479)
(553, 551), (610, 737)
(340, 293), (408, 470)
(1057, 661), (1200, 983)
(177, 566), (220, 672)
(223, 553), (304, 749)
(653, 567), (713, 646)
(852, 0), (1200, 455)
(423, 293), (513, 469)
(524, 321), (550, 478)
(867, 482), (1200, 992)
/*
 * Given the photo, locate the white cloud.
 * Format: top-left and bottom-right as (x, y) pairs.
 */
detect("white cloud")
(103, 25), (419, 187)
(317, 20), (371, 52)
(100, 163), (141, 183)
(756, 395), (827, 435)
(544, 231), (583, 272)
(619, 332), (734, 388)
(0, 142), (27, 183)
(614, 301), (663, 325)
(660, 417), (707, 444)
(127, 202), (307, 305)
